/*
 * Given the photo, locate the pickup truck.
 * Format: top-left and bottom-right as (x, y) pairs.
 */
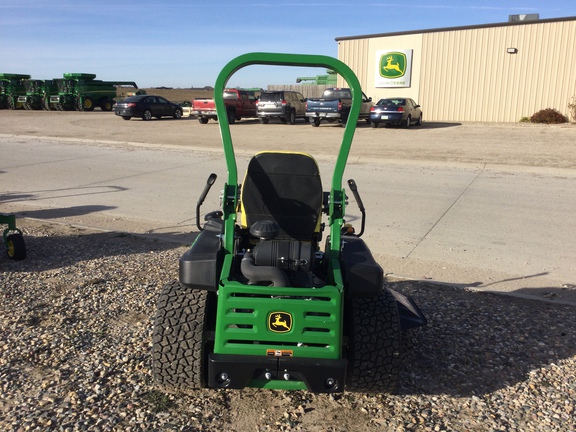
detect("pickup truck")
(191, 88), (257, 124)
(305, 87), (373, 127)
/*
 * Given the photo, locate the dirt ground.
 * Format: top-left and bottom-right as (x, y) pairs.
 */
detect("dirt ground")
(1, 109), (576, 430)
(1, 109), (575, 171)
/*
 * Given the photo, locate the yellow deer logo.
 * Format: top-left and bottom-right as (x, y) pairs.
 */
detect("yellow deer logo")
(384, 56), (403, 74)
(380, 52), (407, 78)
(268, 312), (292, 333)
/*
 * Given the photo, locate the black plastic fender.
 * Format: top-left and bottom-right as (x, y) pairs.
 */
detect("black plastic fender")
(179, 219), (223, 291)
(340, 235), (383, 297)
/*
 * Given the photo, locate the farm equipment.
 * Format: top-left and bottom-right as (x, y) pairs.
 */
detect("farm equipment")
(296, 70), (337, 85)
(152, 53), (427, 394)
(49, 73), (141, 111)
(18, 79), (59, 110)
(1, 214), (26, 260)
(0, 73), (30, 109)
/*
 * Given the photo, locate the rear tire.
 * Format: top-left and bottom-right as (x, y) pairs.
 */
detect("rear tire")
(287, 110), (296, 124)
(100, 99), (114, 111)
(312, 118), (321, 127)
(152, 280), (212, 392)
(198, 117), (209, 124)
(371, 121), (378, 128)
(122, 116), (131, 120)
(142, 109), (152, 121)
(77, 96), (95, 112)
(6, 233), (26, 260)
(404, 116), (411, 128)
(259, 118), (269, 124)
(227, 109), (236, 124)
(345, 288), (401, 393)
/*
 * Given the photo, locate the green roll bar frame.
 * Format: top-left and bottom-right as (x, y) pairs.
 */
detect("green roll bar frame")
(213, 53), (363, 269)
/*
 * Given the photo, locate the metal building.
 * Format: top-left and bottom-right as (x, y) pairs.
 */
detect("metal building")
(336, 16), (576, 122)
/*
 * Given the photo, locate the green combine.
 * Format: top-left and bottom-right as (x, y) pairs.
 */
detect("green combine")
(18, 79), (59, 110)
(0, 73), (30, 109)
(152, 53), (427, 394)
(49, 73), (141, 111)
(296, 70), (337, 85)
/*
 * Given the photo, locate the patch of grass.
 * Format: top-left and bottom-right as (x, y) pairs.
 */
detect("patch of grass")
(143, 390), (175, 413)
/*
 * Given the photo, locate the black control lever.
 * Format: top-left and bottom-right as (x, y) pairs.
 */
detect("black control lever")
(196, 173), (217, 231)
(347, 179), (365, 237)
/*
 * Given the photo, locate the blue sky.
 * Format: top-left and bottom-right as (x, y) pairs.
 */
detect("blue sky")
(2, 1), (575, 89)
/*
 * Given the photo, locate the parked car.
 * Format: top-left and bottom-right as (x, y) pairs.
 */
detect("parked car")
(257, 90), (307, 124)
(191, 88), (257, 124)
(114, 95), (183, 121)
(369, 98), (422, 128)
(306, 87), (373, 127)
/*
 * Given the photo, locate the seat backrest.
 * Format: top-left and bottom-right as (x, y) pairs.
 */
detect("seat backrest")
(240, 152), (323, 240)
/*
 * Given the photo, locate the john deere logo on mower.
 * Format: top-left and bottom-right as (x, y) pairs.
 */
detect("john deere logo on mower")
(379, 52), (407, 78)
(268, 312), (292, 333)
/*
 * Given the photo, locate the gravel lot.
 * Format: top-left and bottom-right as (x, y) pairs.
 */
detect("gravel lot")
(1, 218), (575, 431)
(1, 111), (575, 430)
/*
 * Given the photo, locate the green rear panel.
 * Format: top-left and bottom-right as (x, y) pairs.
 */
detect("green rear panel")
(214, 281), (342, 360)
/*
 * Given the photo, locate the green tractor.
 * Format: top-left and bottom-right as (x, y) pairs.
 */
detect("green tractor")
(49, 73), (140, 111)
(18, 79), (59, 110)
(0, 73), (30, 109)
(152, 53), (427, 394)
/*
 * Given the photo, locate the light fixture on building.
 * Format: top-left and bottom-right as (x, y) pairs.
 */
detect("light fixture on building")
(507, 47), (518, 54)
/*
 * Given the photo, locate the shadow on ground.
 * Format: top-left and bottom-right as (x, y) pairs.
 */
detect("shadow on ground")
(391, 280), (576, 396)
(0, 220), (193, 272)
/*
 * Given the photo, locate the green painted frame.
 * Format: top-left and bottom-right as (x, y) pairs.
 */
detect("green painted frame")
(213, 52), (363, 268)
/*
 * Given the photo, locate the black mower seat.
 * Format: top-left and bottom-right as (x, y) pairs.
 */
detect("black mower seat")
(240, 151), (323, 241)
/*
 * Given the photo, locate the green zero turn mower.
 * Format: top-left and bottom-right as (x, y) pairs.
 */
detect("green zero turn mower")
(1, 213), (26, 260)
(152, 53), (427, 394)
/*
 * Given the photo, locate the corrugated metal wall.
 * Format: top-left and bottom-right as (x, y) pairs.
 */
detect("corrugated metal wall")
(338, 18), (576, 123)
(336, 38), (371, 88)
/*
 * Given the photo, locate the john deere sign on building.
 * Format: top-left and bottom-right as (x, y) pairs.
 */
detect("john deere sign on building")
(375, 49), (413, 88)
(337, 16), (576, 122)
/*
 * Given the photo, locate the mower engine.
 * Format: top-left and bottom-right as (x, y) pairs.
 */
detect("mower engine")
(241, 219), (316, 287)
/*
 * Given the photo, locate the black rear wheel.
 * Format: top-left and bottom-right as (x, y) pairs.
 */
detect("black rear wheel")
(345, 288), (401, 393)
(100, 99), (114, 111)
(142, 109), (152, 121)
(227, 109), (236, 124)
(77, 96), (95, 111)
(198, 117), (209, 124)
(6, 233), (26, 260)
(404, 115), (411, 128)
(152, 280), (213, 392)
